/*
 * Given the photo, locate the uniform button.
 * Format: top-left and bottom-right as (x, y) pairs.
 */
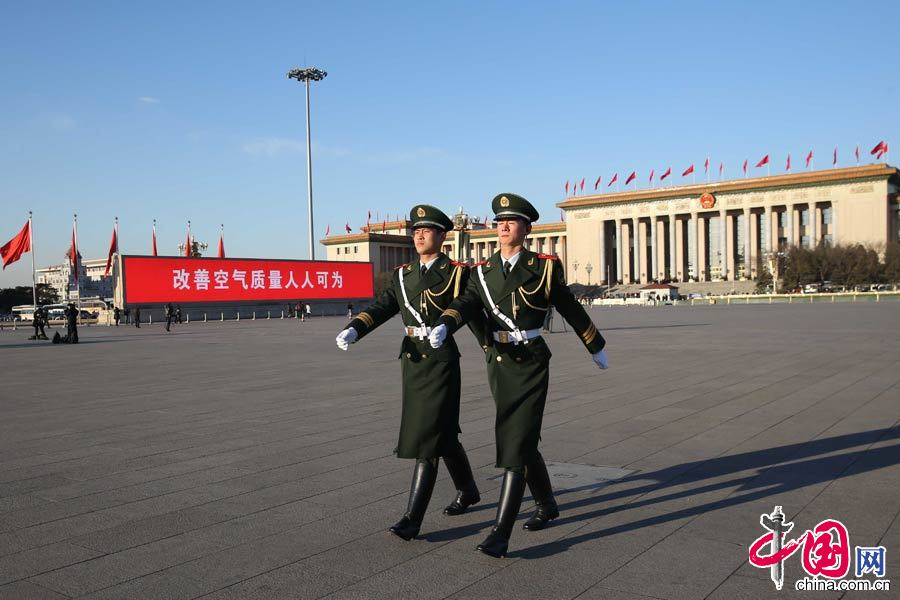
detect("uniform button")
(496, 356), (502, 362)
(405, 352), (412, 358)
(422, 354), (428, 358)
(515, 356), (523, 363)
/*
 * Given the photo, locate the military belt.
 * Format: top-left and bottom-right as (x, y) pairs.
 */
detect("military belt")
(404, 325), (432, 339)
(493, 328), (541, 345)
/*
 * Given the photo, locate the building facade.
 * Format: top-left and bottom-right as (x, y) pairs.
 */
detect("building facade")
(320, 165), (900, 285)
(36, 254), (114, 302)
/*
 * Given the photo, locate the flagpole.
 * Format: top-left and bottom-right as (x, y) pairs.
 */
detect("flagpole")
(29, 212), (37, 309)
(74, 213), (80, 314)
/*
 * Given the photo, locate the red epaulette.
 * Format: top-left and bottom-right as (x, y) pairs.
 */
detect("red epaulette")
(471, 261), (488, 267)
(450, 260), (470, 267)
(537, 253), (559, 261)
(395, 263), (409, 270)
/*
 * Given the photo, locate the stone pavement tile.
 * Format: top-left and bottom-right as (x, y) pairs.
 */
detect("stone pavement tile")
(0, 541), (103, 586)
(0, 495), (50, 515)
(0, 580), (67, 600)
(191, 499), (341, 547)
(597, 532), (745, 600)
(78, 571), (208, 600)
(29, 533), (226, 597)
(0, 509), (132, 557)
(706, 573), (842, 600)
(319, 552), (498, 600)
(301, 530), (443, 579)
(70, 503), (243, 553)
(167, 518), (362, 593)
(199, 561), (362, 600)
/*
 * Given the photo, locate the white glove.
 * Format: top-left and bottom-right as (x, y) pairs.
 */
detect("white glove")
(335, 327), (358, 351)
(592, 350), (609, 369)
(428, 324), (448, 348)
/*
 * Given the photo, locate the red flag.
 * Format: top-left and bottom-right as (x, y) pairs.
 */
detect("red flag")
(755, 154), (769, 168)
(855, 145), (860, 162)
(649, 169), (655, 183)
(805, 150), (813, 168)
(0, 220), (31, 270)
(880, 142), (889, 159)
(70, 219), (79, 282)
(565, 181), (569, 195)
(152, 222), (158, 256)
(579, 178), (585, 192)
(785, 154), (791, 172)
(871, 141), (887, 156)
(743, 159), (748, 175)
(345, 223), (352, 234)
(217, 228), (225, 258)
(625, 171), (636, 185)
(660, 167), (671, 180)
(103, 221), (118, 276)
(185, 223), (191, 257)
(325, 224), (330, 236)
(704, 157), (710, 173)
(381, 221), (386, 233)
(833, 146), (837, 165)
(607, 173), (618, 187)
(594, 176), (601, 190)
(682, 164), (694, 177)
(719, 162), (724, 177)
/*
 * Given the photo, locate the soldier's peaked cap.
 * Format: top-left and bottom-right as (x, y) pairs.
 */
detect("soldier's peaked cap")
(492, 193), (539, 223)
(409, 204), (453, 231)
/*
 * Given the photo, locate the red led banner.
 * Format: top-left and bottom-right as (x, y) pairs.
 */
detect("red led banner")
(122, 256), (374, 304)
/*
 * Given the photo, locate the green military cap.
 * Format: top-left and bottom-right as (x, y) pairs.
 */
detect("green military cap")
(492, 193), (539, 223)
(409, 204), (454, 231)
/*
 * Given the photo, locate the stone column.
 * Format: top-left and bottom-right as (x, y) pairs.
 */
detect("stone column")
(636, 217), (646, 284)
(809, 202), (817, 248)
(691, 212), (699, 281)
(764, 205), (773, 253)
(615, 218), (623, 283)
(669, 214), (677, 280)
(650, 215), (658, 282)
(720, 209), (729, 281)
(697, 214), (707, 281)
(744, 208), (753, 279)
(621, 221), (631, 284)
(598, 220), (606, 284)
(675, 215), (684, 281)
(786, 204), (795, 247)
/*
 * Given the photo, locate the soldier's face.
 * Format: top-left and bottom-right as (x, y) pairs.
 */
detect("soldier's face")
(496, 218), (530, 246)
(413, 227), (446, 255)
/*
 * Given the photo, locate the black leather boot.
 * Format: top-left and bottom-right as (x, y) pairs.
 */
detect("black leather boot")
(442, 442), (481, 515)
(390, 459), (437, 541)
(476, 469), (525, 558)
(523, 453), (559, 531)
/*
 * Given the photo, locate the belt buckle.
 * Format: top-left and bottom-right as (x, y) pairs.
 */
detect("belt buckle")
(498, 331), (509, 344)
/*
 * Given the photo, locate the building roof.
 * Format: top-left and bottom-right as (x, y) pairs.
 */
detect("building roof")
(557, 164), (897, 210)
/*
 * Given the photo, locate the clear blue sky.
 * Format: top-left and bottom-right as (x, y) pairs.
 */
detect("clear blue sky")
(1, 1), (896, 285)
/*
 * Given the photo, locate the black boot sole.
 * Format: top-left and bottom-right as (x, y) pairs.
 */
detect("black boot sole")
(389, 525), (420, 541)
(443, 495), (481, 516)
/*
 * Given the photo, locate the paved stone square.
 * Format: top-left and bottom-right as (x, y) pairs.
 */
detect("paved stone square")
(1, 303), (898, 599)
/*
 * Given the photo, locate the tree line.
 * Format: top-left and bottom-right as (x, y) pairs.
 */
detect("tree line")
(767, 242), (900, 292)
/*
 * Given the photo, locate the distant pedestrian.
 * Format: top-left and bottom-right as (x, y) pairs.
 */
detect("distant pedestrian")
(305, 303), (312, 320)
(165, 303), (174, 332)
(347, 303), (353, 319)
(133, 307), (141, 328)
(113, 306), (121, 326)
(64, 303), (79, 343)
(175, 305), (182, 323)
(124, 307), (131, 324)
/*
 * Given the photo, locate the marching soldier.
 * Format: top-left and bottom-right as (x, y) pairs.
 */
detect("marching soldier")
(335, 205), (489, 541)
(164, 303), (174, 332)
(429, 193), (609, 557)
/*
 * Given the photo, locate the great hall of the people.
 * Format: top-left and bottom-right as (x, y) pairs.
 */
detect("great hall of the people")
(322, 164), (900, 286)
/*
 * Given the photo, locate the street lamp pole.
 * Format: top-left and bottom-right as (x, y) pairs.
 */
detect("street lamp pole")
(586, 262), (593, 286)
(287, 66), (327, 260)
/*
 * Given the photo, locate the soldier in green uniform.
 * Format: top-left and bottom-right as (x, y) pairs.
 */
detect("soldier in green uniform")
(429, 193), (609, 557)
(335, 205), (489, 541)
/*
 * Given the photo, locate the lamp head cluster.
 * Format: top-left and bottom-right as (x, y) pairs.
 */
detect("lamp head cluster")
(287, 67), (327, 82)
